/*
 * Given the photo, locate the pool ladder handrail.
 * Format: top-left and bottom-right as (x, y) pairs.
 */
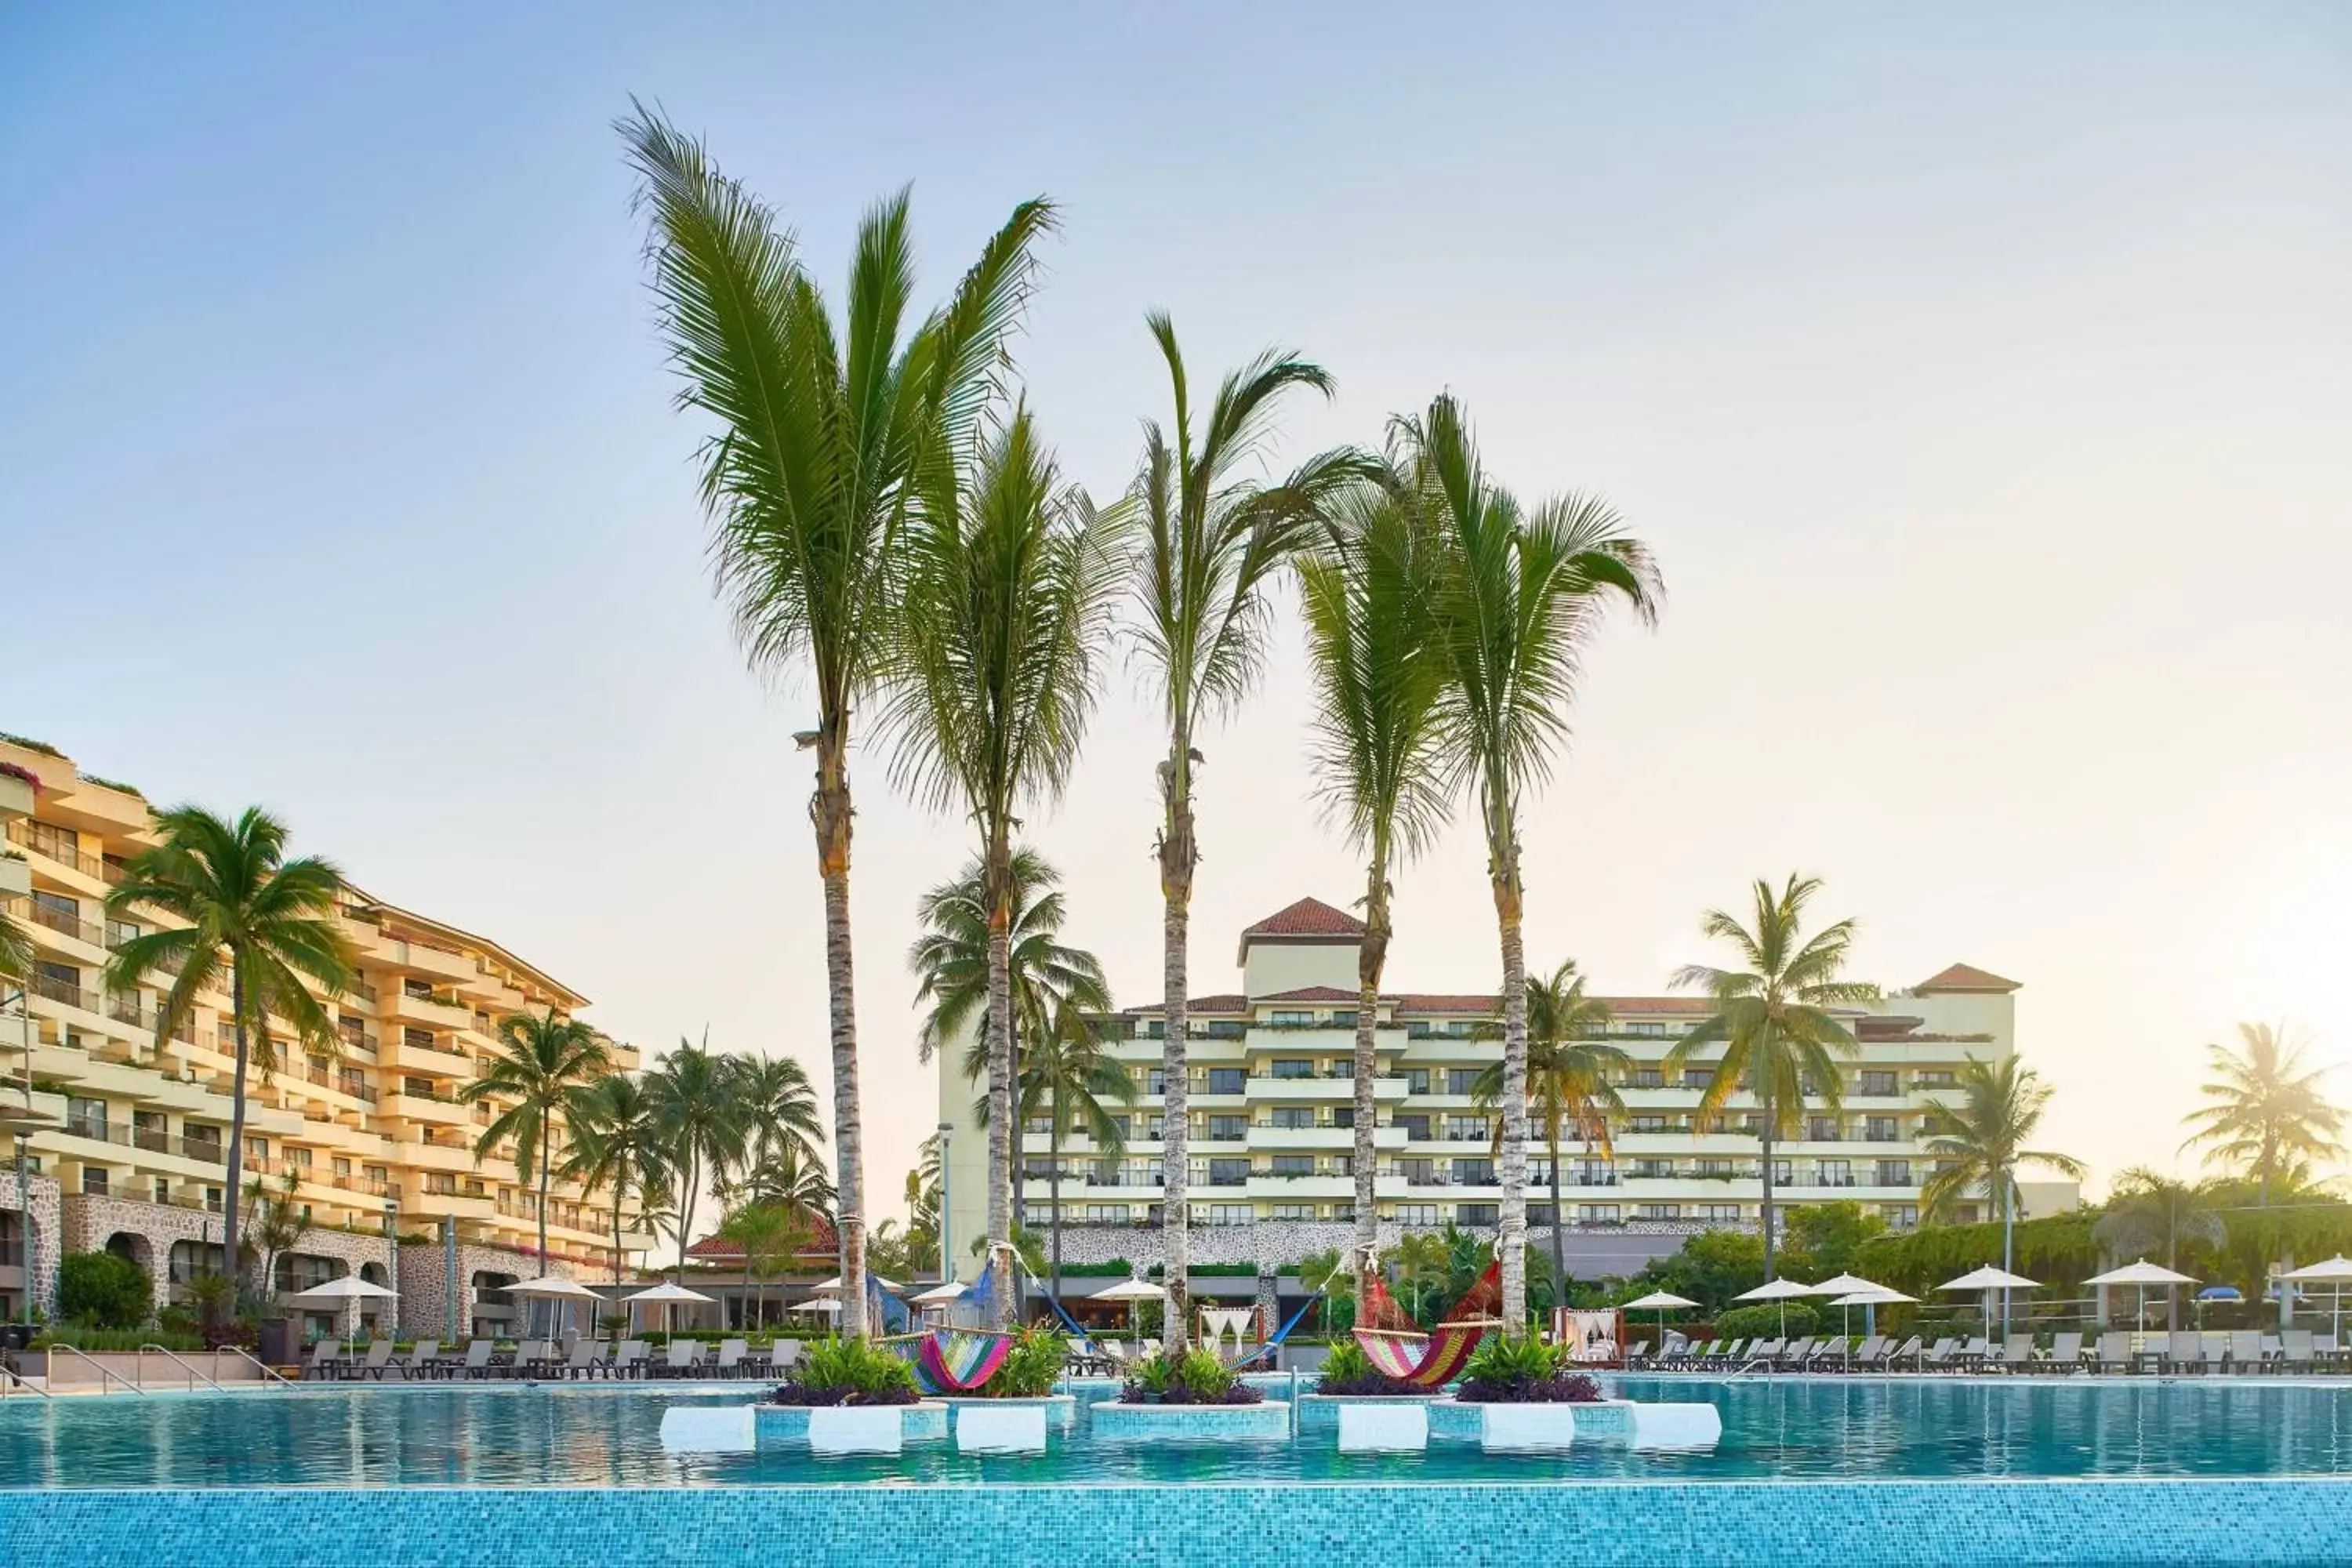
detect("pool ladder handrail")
(43, 1345), (147, 1395)
(139, 1343), (226, 1392)
(220, 1345), (296, 1386)
(1, 1360), (53, 1398)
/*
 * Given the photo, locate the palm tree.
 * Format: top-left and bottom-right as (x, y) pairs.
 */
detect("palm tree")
(1298, 459), (1451, 1307)
(243, 1167), (310, 1306)
(643, 1036), (748, 1277)
(1662, 875), (1876, 1281)
(622, 105), (1056, 1333)
(561, 1073), (673, 1298)
(1389, 1229), (1451, 1324)
(1472, 961), (1628, 1300)
(719, 1201), (813, 1330)
(1919, 1056), (2085, 1332)
(886, 410), (1127, 1318)
(1131, 315), (1360, 1348)
(464, 1009), (612, 1276)
(727, 1054), (826, 1191)
(2183, 1021), (2343, 1206)
(732, 1135), (834, 1222)
(1411, 395), (1661, 1326)
(996, 999), (1134, 1301)
(908, 850), (1112, 1065)
(2096, 1168), (2225, 1330)
(105, 805), (356, 1298)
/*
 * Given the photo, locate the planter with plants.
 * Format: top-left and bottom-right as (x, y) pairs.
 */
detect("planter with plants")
(1296, 1339), (1442, 1433)
(1091, 1347), (1287, 1441)
(757, 1336), (945, 1448)
(939, 1328), (1079, 1433)
(1438, 1335), (1722, 1453)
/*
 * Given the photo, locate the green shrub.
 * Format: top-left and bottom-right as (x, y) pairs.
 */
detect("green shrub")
(1714, 1302), (1817, 1340)
(1462, 1333), (1562, 1386)
(786, 1335), (918, 1405)
(989, 1327), (1067, 1398)
(31, 1326), (203, 1352)
(58, 1251), (151, 1329)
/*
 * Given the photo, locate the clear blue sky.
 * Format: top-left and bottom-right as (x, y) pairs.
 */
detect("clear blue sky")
(5, 3), (2349, 1218)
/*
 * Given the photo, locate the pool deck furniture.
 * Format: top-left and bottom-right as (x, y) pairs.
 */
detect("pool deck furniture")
(659, 1340), (705, 1378)
(302, 1339), (346, 1381)
(612, 1341), (648, 1379)
(350, 1340), (397, 1381)
(458, 1340), (499, 1378)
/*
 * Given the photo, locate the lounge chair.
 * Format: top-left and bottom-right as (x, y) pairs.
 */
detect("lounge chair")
(2261, 1334), (2285, 1371)
(1668, 1338), (1708, 1368)
(2283, 1329), (2316, 1371)
(559, 1339), (601, 1379)
(1622, 1339), (1650, 1369)
(459, 1339), (499, 1379)
(1957, 1337), (1992, 1371)
(1737, 1338), (1783, 1372)
(771, 1339), (802, 1373)
(661, 1338), (705, 1377)
(1838, 1335), (1885, 1371)
(1999, 1335), (2037, 1373)
(507, 1340), (552, 1378)
(2095, 1331), (2132, 1373)
(714, 1339), (749, 1378)
(1919, 1338), (1959, 1372)
(612, 1341), (648, 1380)
(1806, 1337), (1852, 1370)
(2046, 1332), (2083, 1373)
(1702, 1339), (1741, 1368)
(2229, 1331), (2263, 1373)
(304, 1339), (345, 1381)
(2169, 1331), (2203, 1373)
(1776, 1337), (1815, 1370)
(2202, 1334), (2229, 1372)
(2318, 1334), (2342, 1369)
(397, 1340), (437, 1381)
(353, 1339), (397, 1381)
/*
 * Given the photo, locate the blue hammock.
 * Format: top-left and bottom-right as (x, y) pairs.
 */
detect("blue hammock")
(1231, 1293), (1322, 1370)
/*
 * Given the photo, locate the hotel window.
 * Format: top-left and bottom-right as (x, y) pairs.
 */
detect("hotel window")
(1635, 1203), (1681, 1221)
(1443, 1116), (1488, 1141)
(1805, 1116), (1840, 1142)
(1207, 1114), (1247, 1141)
(1444, 1021), (1474, 1038)
(1271, 1203), (1315, 1221)
(1446, 1068), (1479, 1095)
(1875, 1160), (1913, 1187)
(1865, 1116), (1900, 1142)
(1771, 1160), (1793, 1185)
(1330, 1106), (1354, 1129)
(423, 1173), (457, 1196)
(1626, 1022), (1668, 1036)
(1914, 1070), (1958, 1089)
(1331, 1203), (1356, 1222)
(1404, 1069), (1431, 1094)
(404, 1076), (436, 1098)
(1270, 1058), (1313, 1080)
(1696, 1158), (1737, 1178)
(1818, 1160), (1854, 1188)
(1582, 1203), (1621, 1223)
(1267, 1107), (1312, 1130)
(66, 1097), (107, 1138)
(1330, 1012), (1357, 1028)
(151, 1176), (169, 1204)
(248, 1137), (270, 1162)
(1682, 1069), (1713, 1090)
(1857, 1071), (1898, 1096)
(1142, 1019), (1165, 1039)
(1695, 1203), (1742, 1222)
(1206, 1068), (1246, 1094)
(1145, 1069), (1167, 1094)
(1393, 1204), (1439, 1227)
(403, 979), (434, 1000)
(1398, 1158), (1436, 1183)
(1528, 1203), (1555, 1226)
(1143, 1115), (1165, 1140)
(1452, 1158), (1495, 1185)
(1207, 1159), (1248, 1187)
(1456, 1203), (1499, 1225)
(1083, 1205), (1128, 1222)
(82, 1168), (109, 1196)
(404, 1028), (435, 1049)
(1882, 1203), (1919, 1229)
(1269, 1155), (1313, 1178)
(1023, 1115), (1053, 1135)
(1627, 1158), (1674, 1179)
(1396, 1114), (1431, 1142)
(1269, 1011), (1312, 1026)
(287, 1146), (312, 1167)
(1196, 1204), (1254, 1225)
(1628, 1068), (1664, 1088)
(1628, 1114), (1674, 1133)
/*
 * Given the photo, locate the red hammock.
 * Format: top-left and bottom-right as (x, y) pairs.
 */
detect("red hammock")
(1352, 1261), (1502, 1386)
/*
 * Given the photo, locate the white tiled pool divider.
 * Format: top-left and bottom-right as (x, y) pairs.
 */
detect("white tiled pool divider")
(808, 1406), (904, 1455)
(1338, 1403), (1429, 1453)
(1628, 1402), (1722, 1451)
(956, 1404), (1049, 1454)
(942, 1394), (1080, 1431)
(1479, 1403), (1578, 1453)
(1087, 1401), (1294, 1441)
(657, 1405), (757, 1454)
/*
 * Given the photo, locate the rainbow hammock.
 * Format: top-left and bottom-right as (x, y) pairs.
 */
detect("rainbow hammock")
(1351, 1260), (1503, 1388)
(895, 1328), (1018, 1396)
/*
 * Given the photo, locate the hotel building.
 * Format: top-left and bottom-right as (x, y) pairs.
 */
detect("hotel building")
(938, 896), (2073, 1281)
(0, 735), (654, 1327)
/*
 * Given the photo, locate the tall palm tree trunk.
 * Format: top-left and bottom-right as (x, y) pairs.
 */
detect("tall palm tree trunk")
(1352, 854), (1390, 1310)
(1758, 1113), (1778, 1281)
(677, 1149), (699, 1282)
(1547, 1116), (1567, 1307)
(1048, 1111), (1064, 1308)
(223, 958), (251, 1308)
(985, 877), (1016, 1326)
(1159, 742), (1195, 1352)
(815, 736), (867, 1336)
(537, 1134), (552, 1277)
(1490, 835), (1531, 1330)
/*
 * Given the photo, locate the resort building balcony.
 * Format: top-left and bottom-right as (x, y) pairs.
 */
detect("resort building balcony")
(379, 1031), (476, 1075)
(379, 987), (473, 1032)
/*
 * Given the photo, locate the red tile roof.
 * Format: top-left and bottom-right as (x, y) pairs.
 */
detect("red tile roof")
(1391, 993), (1499, 1014)
(1236, 897), (1364, 962)
(1915, 963), (2021, 995)
(1259, 985), (1360, 1004)
(684, 1213), (839, 1263)
(1122, 994), (1247, 1018)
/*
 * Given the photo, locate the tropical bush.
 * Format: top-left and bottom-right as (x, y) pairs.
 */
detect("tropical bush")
(57, 1251), (151, 1329)
(987, 1327), (1068, 1399)
(768, 1335), (918, 1406)
(1713, 1302), (1818, 1340)
(31, 1326), (203, 1352)
(1119, 1346), (1263, 1405)
(1454, 1333), (1602, 1404)
(1312, 1338), (1418, 1397)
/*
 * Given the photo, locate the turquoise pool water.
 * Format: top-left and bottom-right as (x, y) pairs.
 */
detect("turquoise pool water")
(9, 1374), (2352, 1488)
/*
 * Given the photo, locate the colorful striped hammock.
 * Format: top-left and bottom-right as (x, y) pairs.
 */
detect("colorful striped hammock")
(1353, 1319), (1493, 1388)
(897, 1328), (1017, 1395)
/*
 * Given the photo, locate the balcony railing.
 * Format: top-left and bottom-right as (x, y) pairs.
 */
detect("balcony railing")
(27, 902), (103, 946)
(30, 972), (96, 1011)
(5, 819), (122, 882)
(62, 1116), (230, 1164)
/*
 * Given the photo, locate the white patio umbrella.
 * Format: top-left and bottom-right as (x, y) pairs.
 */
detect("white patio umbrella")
(1939, 1265), (2039, 1338)
(1735, 1276), (1817, 1338)
(1622, 1290), (1699, 1347)
(909, 1280), (967, 1305)
(1091, 1276), (1167, 1345)
(287, 1275), (397, 1342)
(808, 1274), (906, 1295)
(1825, 1286), (1917, 1344)
(791, 1296), (844, 1316)
(505, 1276), (605, 1339)
(2282, 1258), (2352, 1343)
(622, 1280), (713, 1337)
(2085, 1258), (2197, 1335)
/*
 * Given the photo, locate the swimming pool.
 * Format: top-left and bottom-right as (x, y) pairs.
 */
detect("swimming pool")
(8, 1378), (2352, 1566)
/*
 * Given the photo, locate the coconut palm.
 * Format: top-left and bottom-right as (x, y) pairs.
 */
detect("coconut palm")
(1298, 460), (1451, 1306)
(1472, 961), (1628, 1298)
(907, 849), (1110, 1065)
(2095, 1168), (2225, 1330)
(643, 1036), (749, 1278)
(560, 1073), (673, 1296)
(885, 411), (1127, 1318)
(1919, 1056), (2084, 1331)
(727, 1053), (826, 1190)
(0, 899), (30, 989)
(1662, 875), (1876, 1281)
(105, 805), (356, 1300)
(464, 1009), (612, 1276)
(732, 1134), (834, 1224)
(1389, 1229), (1451, 1325)
(243, 1167), (310, 1305)
(2183, 1021), (2342, 1205)
(622, 105), (1056, 1333)
(1000, 999), (1134, 1300)
(1131, 316), (1361, 1347)
(1410, 395), (1661, 1325)
(719, 1200), (812, 1330)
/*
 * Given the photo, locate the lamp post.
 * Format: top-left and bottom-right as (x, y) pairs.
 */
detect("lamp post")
(383, 1195), (401, 1340)
(937, 1121), (953, 1285)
